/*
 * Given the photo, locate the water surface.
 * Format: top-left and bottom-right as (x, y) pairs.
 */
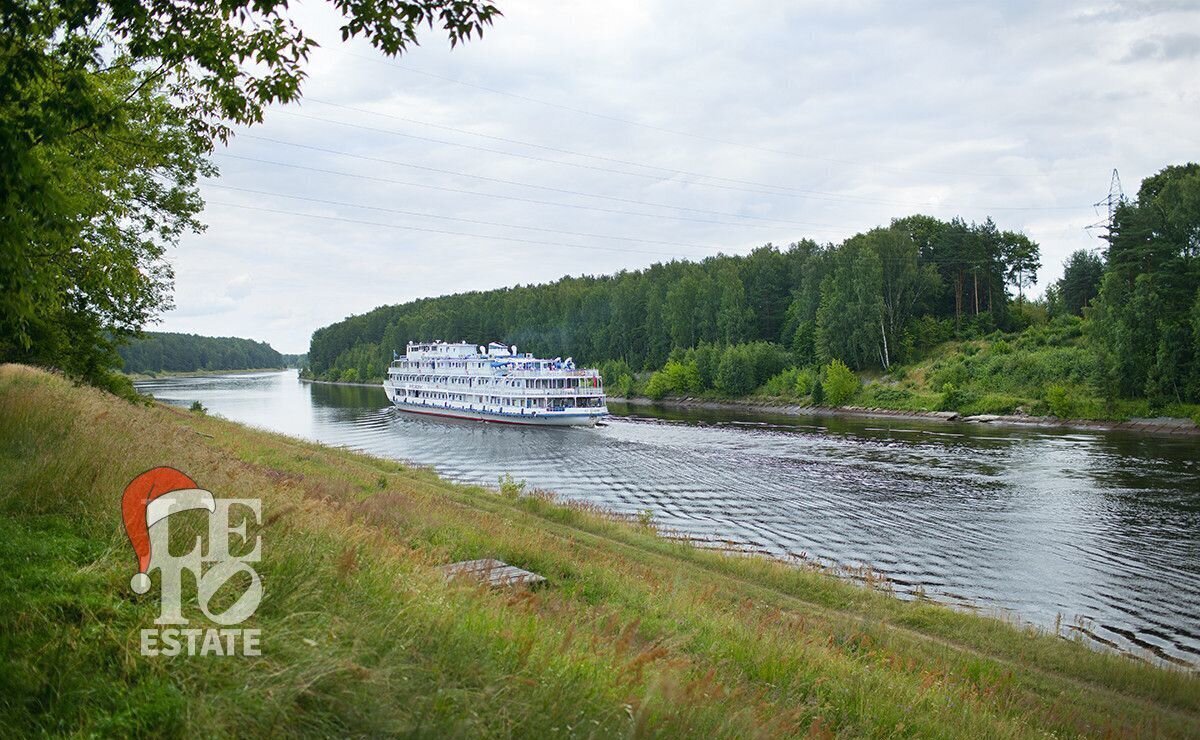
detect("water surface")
(137, 370), (1200, 668)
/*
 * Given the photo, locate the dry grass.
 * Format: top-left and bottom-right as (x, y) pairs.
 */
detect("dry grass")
(1, 364), (1197, 738)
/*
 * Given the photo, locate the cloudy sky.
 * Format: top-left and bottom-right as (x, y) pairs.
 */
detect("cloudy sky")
(159, 0), (1200, 353)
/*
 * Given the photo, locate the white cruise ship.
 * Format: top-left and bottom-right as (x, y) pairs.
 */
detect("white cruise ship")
(384, 341), (607, 427)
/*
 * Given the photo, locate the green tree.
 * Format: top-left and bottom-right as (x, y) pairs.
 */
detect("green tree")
(1091, 163), (1200, 402)
(1, 0), (499, 390)
(822, 359), (860, 406)
(1056, 250), (1105, 316)
(873, 226), (941, 368)
(816, 235), (884, 369)
(714, 345), (755, 396)
(644, 360), (700, 399)
(715, 265), (752, 344)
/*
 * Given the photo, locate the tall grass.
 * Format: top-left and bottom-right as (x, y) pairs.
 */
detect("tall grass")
(1, 364), (1197, 737)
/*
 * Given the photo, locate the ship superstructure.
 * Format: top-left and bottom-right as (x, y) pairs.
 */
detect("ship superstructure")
(383, 341), (607, 427)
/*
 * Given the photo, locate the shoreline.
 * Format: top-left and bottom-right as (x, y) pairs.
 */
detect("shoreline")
(611, 395), (1200, 436)
(295, 375), (1200, 437)
(125, 367), (295, 380)
(299, 375), (381, 389)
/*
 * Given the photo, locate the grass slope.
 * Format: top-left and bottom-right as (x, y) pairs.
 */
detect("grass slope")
(1, 364), (1197, 737)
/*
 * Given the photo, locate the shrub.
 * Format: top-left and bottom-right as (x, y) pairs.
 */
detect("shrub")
(794, 368), (817, 396)
(760, 368), (802, 397)
(810, 377), (825, 405)
(498, 473), (526, 499)
(909, 315), (953, 352)
(189, 400), (207, 414)
(960, 394), (1020, 415)
(930, 358), (970, 389)
(822, 359), (860, 406)
(715, 346), (756, 396)
(645, 360), (701, 399)
(598, 359), (635, 397)
(864, 385), (912, 404)
(340, 368), (359, 383)
(744, 342), (791, 387)
(1044, 384), (1079, 419)
(689, 343), (722, 390)
(938, 383), (979, 412)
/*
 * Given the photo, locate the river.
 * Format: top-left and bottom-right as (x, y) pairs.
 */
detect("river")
(135, 369), (1200, 669)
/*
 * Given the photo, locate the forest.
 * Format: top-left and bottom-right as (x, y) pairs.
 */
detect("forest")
(308, 164), (1200, 417)
(118, 332), (284, 374)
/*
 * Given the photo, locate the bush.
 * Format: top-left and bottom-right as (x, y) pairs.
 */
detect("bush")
(689, 343), (722, 390)
(909, 316), (953, 352)
(810, 377), (825, 405)
(794, 368), (817, 396)
(822, 359), (860, 406)
(1044, 384), (1079, 418)
(960, 394), (1020, 415)
(598, 359), (635, 397)
(189, 400), (207, 414)
(498, 473), (526, 499)
(760, 368), (802, 397)
(743, 342), (791, 387)
(938, 383), (979, 412)
(645, 360), (701, 399)
(863, 385), (912, 404)
(715, 346), (756, 396)
(340, 368), (360, 383)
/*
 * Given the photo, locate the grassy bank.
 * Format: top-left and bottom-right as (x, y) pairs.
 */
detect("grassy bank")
(1, 364), (1197, 737)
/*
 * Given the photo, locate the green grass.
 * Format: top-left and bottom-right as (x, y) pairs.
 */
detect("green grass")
(1, 364), (1198, 737)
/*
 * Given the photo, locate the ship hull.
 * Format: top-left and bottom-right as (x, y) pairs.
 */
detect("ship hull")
(389, 398), (603, 427)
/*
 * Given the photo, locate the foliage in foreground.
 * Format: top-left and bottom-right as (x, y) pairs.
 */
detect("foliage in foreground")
(1, 363), (1198, 737)
(0, 0), (499, 392)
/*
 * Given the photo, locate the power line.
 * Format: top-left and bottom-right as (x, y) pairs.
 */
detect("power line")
(263, 110), (1091, 213)
(205, 189), (1045, 268)
(204, 200), (720, 259)
(204, 183), (727, 251)
(337, 49), (1077, 182)
(217, 147), (842, 231)
(293, 102), (864, 199)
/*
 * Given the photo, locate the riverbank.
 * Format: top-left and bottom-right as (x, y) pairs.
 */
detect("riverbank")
(124, 367), (292, 380)
(299, 374), (380, 389)
(611, 395), (1200, 437)
(7, 363), (1197, 736)
(293, 371), (1200, 437)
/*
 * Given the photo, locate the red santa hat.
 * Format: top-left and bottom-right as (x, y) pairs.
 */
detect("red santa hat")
(121, 466), (215, 594)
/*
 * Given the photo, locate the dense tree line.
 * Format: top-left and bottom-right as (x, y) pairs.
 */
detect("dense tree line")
(1089, 164), (1200, 403)
(311, 164), (1200, 409)
(309, 214), (1041, 380)
(118, 332), (283, 374)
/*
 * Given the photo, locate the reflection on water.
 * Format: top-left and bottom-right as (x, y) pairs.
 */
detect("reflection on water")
(136, 370), (1200, 668)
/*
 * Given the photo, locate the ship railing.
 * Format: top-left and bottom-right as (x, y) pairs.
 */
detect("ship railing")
(386, 381), (604, 396)
(388, 362), (598, 378)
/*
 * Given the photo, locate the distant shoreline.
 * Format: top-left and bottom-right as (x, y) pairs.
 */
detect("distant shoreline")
(126, 367), (294, 380)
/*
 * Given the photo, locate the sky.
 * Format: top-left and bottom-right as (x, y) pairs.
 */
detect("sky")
(158, 0), (1200, 353)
